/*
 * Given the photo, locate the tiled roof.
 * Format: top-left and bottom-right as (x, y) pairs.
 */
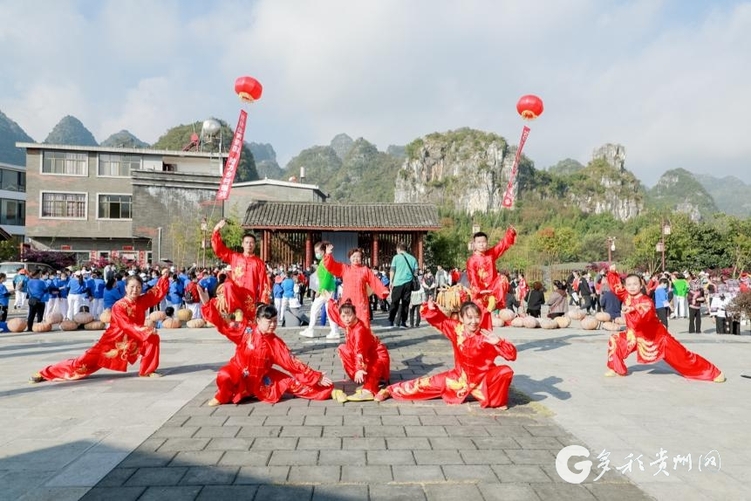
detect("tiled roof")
(242, 201), (441, 230)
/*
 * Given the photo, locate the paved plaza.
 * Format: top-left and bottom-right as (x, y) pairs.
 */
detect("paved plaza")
(1, 310), (749, 501)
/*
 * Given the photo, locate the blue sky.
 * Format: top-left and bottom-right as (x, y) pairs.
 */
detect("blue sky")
(1, 0), (750, 186)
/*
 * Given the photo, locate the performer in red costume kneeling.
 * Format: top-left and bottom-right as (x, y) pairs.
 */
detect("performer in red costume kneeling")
(605, 265), (725, 382)
(327, 299), (390, 402)
(199, 287), (342, 406)
(376, 299), (517, 409)
(30, 269), (170, 383)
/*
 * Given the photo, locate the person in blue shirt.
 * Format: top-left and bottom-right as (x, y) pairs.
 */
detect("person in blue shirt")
(103, 277), (124, 311)
(653, 278), (671, 328)
(165, 273), (183, 310)
(26, 270), (49, 331)
(12, 268), (28, 310)
(66, 271), (90, 320)
(198, 271), (217, 298)
(51, 271), (69, 319)
(0, 273), (11, 321)
(90, 271), (106, 317)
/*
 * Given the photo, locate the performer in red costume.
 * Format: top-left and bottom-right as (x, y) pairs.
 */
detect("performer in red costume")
(212, 219), (271, 319)
(327, 299), (390, 402)
(466, 228), (516, 328)
(200, 287), (342, 406)
(30, 269), (170, 383)
(376, 300), (517, 409)
(605, 265), (725, 382)
(323, 244), (388, 328)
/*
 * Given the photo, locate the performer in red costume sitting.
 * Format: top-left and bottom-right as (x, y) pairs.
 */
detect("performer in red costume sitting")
(375, 299), (517, 409)
(199, 287), (343, 406)
(466, 228), (516, 328)
(327, 299), (390, 402)
(212, 219), (271, 320)
(605, 265), (725, 382)
(30, 269), (170, 383)
(323, 244), (388, 328)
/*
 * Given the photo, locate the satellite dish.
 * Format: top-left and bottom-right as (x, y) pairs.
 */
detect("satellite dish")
(201, 119), (221, 137)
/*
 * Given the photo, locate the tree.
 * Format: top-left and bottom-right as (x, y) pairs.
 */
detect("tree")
(531, 226), (579, 265)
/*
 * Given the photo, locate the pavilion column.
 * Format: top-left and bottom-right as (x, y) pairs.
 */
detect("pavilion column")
(305, 231), (313, 268)
(371, 232), (379, 268)
(262, 230), (270, 262)
(416, 232), (424, 270)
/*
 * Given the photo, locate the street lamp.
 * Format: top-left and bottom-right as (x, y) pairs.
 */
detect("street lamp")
(607, 237), (616, 262)
(200, 217), (208, 268)
(655, 219), (671, 271)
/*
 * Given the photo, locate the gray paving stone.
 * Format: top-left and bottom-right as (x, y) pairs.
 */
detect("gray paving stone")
(363, 405), (399, 415)
(363, 425), (406, 437)
(584, 482), (655, 501)
(120, 451), (176, 468)
(404, 425), (448, 437)
(504, 448), (556, 465)
(236, 425), (282, 438)
(135, 438), (167, 452)
(485, 425), (533, 437)
(396, 406), (437, 416)
(531, 483), (598, 500)
(419, 415), (462, 426)
(235, 466), (290, 484)
(296, 437), (342, 450)
(79, 486), (146, 501)
(179, 465), (238, 485)
(192, 426), (241, 438)
(343, 414), (382, 425)
(429, 437), (477, 449)
(514, 435), (568, 449)
(158, 438), (210, 452)
(414, 449), (463, 465)
(175, 406), (216, 417)
(312, 484), (368, 500)
(205, 437), (253, 451)
(182, 416), (227, 427)
(524, 425), (567, 437)
(208, 405), (253, 416)
(280, 425), (323, 437)
(318, 449), (366, 466)
(366, 449), (415, 465)
(124, 467), (189, 486)
(288, 465), (341, 483)
(161, 416), (190, 427)
(380, 414), (422, 426)
(391, 465), (445, 482)
(269, 450), (319, 466)
(340, 465), (392, 483)
(251, 484), (314, 501)
(249, 437), (298, 450)
(477, 482), (542, 501)
(460, 449), (512, 465)
(138, 485), (201, 501)
(385, 437), (432, 450)
(322, 425), (364, 437)
(445, 425), (491, 437)
(264, 414), (306, 426)
(223, 415), (267, 427)
(472, 436), (521, 449)
(195, 485), (258, 501)
(342, 437), (386, 450)
(151, 426), (199, 439)
(304, 414), (342, 426)
(170, 450), (224, 466)
(369, 484), (427, 501)
(247, 406), (290, 416)
(492, 464), (552, 483)
(424, 483), (484, 501)
(442, 464), (499, 482)
(218, 450), (271, 466)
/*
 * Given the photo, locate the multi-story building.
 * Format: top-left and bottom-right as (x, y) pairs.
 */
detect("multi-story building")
(0, 161), (26, 238)
(16, 142), (227, 266)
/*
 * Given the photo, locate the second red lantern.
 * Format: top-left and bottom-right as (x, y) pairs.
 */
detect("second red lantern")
(516, 94), (544, 120)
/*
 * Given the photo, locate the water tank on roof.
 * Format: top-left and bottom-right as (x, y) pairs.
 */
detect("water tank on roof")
(201, 119), (221, 137)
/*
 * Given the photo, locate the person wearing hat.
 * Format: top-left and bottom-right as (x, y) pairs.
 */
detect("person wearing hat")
(30, 268), (171, 383)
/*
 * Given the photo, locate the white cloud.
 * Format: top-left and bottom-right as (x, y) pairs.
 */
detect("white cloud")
(1, 0), (750, 185)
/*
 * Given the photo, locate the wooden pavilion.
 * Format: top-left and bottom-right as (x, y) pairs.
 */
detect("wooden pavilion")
(241, 201), (441, 269)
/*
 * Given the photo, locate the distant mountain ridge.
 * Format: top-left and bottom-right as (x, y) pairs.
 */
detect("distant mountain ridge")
(100, 130), (149, 148)
(44, 115), (98, 146)
(0, 110), (34, 165)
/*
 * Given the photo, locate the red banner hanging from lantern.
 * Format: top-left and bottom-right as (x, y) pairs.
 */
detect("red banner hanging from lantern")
(216, 110), (248, 201)
(501, 125), (531, 209)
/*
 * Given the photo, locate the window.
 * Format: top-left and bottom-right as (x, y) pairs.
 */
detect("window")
(98, 154), (141, 177)
(42, 151), (88, 175)
(41, 192), (87, 219)
(0, 169), (26, 192)
(98, 194), (132, 219)
(0, 199), (25, 225)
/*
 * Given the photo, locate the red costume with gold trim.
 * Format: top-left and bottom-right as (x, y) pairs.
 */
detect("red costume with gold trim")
(202, 301), (333, 404)
(323, 253), (388, 327)
(606, 271), (722, 381)
(327, 299), (390, 394)
(38, 276), (170, 381)
(212, 230), (271, 319)
(385, 305), (517, 408)
(466, 228), (516, 327)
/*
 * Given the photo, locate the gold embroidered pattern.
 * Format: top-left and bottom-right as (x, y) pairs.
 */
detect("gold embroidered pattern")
(636, 337), (659, 362)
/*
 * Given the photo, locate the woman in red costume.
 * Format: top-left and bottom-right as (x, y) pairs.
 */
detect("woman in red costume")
(323, 244), (388, 328)
(212, 219), (271, 320)
(30, 269), (170, 383)
(466, 228), (516, 328)
(605, 265), (725, 382)
(376, 300), (517, 409)
(199, 287), (342, 406)
(327, 299), (390, 402)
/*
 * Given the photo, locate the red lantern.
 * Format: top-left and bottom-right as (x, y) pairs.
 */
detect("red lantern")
(234, 76), (263, 103)
(516, 94), (544, 120)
